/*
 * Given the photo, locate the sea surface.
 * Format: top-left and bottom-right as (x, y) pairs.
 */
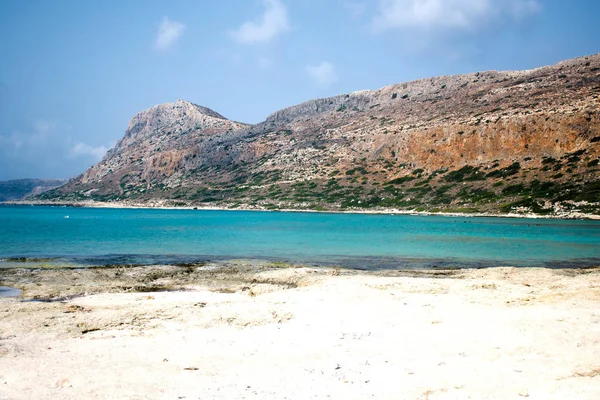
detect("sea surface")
(0, 205), (599, 269)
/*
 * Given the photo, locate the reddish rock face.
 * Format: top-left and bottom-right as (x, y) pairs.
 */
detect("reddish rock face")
(42, 54), (600, 215)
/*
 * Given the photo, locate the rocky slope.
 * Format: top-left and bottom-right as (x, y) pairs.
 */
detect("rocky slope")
(0, 179), (67, 201)
(39, 54), (600, 216)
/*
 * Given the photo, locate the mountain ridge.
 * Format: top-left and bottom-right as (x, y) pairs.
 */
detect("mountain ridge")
(37, 53), (600, 216)
(0, 179), (68, 202)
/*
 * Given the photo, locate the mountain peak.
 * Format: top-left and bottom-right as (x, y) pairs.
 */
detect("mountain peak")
(110, 99), (248, 155)
(158, 99), (228, 120)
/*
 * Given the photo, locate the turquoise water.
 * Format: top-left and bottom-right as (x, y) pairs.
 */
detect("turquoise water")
(0, 205), (599, 269)
(0, 286), (22, 297)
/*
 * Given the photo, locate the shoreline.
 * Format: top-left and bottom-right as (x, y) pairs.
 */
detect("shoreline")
(2, 261), (599, 301)
(2, 256), (600, 271)
(4, 199), (600, 221)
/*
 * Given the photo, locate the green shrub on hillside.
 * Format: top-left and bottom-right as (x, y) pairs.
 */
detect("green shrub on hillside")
(445, 166), (485, 182)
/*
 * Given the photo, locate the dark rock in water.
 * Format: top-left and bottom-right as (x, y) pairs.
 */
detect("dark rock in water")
(0, 286), (22, 298)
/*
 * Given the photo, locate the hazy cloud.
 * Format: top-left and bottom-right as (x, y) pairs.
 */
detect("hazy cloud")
(31, 120), (56, 143)
(0, 132), (25, 149)
(0, 120), (56, 150)
(230, 0), (290, 44)
(0, 120), (111, 179)
(306, 61), (338, 87)
(509, 0), (542, 19)
(155, 17), (186, 50)
(341, 0), (368, 19)
(258, 57), (275, 70)
(372, 0), (541, 33)
(69, 142), (109, 161)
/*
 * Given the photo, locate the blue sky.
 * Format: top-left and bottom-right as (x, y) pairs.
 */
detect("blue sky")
(1, 0), (599, 180)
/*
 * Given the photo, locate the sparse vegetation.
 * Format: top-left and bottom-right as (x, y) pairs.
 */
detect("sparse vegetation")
(445, 166), (485, 182)
(486, 162), (521, 178)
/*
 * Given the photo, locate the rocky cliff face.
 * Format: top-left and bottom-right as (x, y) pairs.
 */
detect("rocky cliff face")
(70, 99), (249, 197)
(40, 54), (600, 216)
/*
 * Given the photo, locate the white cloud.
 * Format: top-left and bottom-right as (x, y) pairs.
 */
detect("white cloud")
(230, 0), (290, 44)
(70, 142), (109, 161)
(155, 17), (186, 50)
(306, 61), (338, 87)
(372, 0), (541, 33)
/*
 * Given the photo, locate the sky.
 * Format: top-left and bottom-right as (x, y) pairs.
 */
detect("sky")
(1, 0), (599, 180)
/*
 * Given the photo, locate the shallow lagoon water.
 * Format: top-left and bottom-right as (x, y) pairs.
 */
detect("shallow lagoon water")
(0, 286), (22, 297)
(0, 205), (599, 269)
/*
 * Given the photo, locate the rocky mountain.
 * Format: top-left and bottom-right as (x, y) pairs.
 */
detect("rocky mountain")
(39, 54), (600, 216)
(0, 179), (67, 202)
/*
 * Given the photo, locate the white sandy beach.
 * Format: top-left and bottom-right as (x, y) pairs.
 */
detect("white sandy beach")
(1, 266), (599, 399)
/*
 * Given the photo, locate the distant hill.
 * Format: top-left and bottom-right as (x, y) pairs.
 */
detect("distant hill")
(0, 179), (67, 201)
(38, 53), (600, 216)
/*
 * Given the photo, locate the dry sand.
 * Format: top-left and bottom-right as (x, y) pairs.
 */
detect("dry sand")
(1, 263), (599, 399)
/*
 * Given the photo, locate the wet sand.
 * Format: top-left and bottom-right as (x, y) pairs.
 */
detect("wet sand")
(1, 263), (599, 399)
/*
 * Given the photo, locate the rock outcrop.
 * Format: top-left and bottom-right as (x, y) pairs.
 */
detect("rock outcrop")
(39, 54), (600, 216)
